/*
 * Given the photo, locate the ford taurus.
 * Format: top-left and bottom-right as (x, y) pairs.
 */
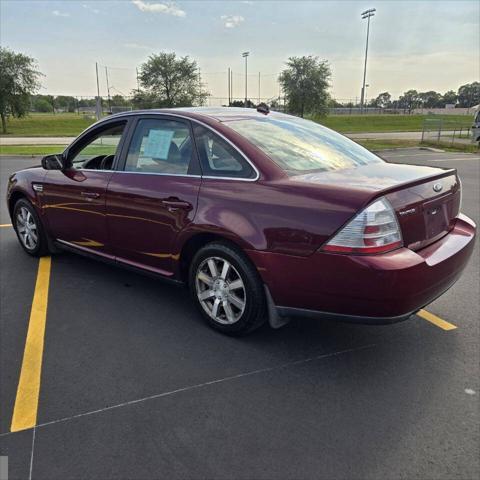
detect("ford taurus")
(6, 107), (476, 334)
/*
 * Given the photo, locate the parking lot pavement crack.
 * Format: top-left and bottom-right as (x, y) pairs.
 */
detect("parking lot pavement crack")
(27, 343), (376, 432)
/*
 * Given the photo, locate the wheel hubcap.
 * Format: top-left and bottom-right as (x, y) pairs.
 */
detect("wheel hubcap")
(16, 206), (38, 250)
(195, 256), (246, 325)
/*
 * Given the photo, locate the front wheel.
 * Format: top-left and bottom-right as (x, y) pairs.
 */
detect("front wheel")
(189, 242), (266, 335)
(13, 199), (49, 257)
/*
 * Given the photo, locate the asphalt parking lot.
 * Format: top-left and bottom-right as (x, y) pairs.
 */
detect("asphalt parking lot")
(0, 148), (479, 480)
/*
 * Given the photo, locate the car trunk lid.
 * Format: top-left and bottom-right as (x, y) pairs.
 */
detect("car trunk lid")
(291, 162), (461, 251)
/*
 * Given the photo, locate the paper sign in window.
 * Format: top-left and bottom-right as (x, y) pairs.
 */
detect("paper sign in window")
(143, 129), (174, 159)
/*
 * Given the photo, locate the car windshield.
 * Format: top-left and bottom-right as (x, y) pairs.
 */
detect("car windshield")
(226, 115), (383, 175)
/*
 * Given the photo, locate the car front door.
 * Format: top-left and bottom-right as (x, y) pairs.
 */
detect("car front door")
(42, 120), (130, 258)
(106, 116), (201, 276)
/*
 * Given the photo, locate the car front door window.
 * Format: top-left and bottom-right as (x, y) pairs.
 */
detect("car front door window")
(70, 124), (126, 171)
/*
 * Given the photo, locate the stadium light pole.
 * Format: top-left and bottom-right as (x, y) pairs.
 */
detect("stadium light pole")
(242, 51), (249, 107)
(360, 8), (375, 112)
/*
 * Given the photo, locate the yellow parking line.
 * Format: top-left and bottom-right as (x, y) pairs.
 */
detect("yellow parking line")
(11, 256), (52, 432)
(0, 224), (12, 227)
(417, 309), (457, 331)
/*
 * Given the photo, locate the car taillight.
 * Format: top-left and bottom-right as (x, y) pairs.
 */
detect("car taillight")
(322, 197), (402, 254)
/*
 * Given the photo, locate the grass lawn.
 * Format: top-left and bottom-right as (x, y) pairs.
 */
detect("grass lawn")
(0, 112), (474, 138)
(0, 145), (67, 156)
(311, 114), (472, 133)
(0, 113), (95, 137)
(2, 140), (477, 157)
(354, 139), (479, 154)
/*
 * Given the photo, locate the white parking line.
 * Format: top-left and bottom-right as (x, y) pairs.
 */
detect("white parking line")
(0, 343), (376, 436)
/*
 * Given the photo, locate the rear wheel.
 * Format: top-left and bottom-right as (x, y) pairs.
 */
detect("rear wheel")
(189, 242), (266, 335)
(13, 199), (49, 257)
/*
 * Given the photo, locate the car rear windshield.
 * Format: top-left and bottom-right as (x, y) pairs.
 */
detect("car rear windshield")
(226, 115), (383, 175)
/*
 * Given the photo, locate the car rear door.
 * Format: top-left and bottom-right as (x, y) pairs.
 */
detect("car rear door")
(105, 115), (202, 276)
(42, 119), (131, 258)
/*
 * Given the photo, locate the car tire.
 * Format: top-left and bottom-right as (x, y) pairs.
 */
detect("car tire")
(189, 242), (267, 335)
(13, 199), (50, 257)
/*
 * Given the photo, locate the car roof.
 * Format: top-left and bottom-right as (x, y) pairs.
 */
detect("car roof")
(104, 107), (285, 123)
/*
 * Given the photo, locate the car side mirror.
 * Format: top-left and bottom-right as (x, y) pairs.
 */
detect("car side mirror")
(41, 154), (69, 170)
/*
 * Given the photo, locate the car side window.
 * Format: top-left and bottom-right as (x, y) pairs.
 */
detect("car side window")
(125, 119), (194, 175)
(70, 123), (126, 170)
(193, 125), (256, 179)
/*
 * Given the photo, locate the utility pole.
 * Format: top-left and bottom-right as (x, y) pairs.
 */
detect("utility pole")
(95, 62), (101, 120)
(242, 52), (249, 108)
(228, 67), (231, 105)
(136, 68), (140, 93)
(360, 8), (376, 112)
(258, 72), (260, 104)
(105, 66), (112, 114)
(230, 69), (233, 104)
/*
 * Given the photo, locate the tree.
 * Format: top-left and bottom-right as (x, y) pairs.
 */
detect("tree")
(441, 90), (458, 107)
(230, 99), (256, 108)
(398, 89), (420, 113)
(55, 95), (77, 112)
(0, 47), (42, 133)
(33, 96), (53, 113)
(279, 56), (331, 117)
(374, 92), (391, 108)
(457, 82), (480, 107)
(418, 90), (442, 109)
(111, 95), (129, 107)
(136, 52), (208, 108)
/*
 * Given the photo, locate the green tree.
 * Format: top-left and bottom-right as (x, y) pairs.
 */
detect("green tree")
(398, 89), (420, 113)
(0, 47), (42, 133)
(441, 90), (458, 107)
(418, 91), (442, 108)
(374, 92), (391, 108)
(135, 52), (208, 108)
(55, 95), (77, 112)
(33, 96), (53, 113)
(457, 82), (480, 108)
(111, 94), (129, 107)
(230, 99), (256, 108)
(279, 56), (331, 117)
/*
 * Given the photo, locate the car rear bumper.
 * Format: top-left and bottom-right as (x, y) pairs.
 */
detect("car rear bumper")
(248, 213), (476, 324)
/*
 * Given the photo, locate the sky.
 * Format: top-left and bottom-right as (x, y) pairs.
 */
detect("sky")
(1, 0), (478, 104)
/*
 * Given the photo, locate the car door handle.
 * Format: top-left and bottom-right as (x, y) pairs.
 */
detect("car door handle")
(80, 191), (100, 199)
(161, 198), (192, 211)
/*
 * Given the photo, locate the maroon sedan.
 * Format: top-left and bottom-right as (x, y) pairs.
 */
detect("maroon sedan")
(7, 108), (476, 334)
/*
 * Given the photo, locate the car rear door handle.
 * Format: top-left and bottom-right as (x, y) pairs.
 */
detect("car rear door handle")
(162, 197), (192, 211)
(81, 191), (100, 199)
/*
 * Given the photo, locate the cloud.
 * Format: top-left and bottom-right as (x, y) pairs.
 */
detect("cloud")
(82, 4), (100, 14)
(131, 0), (186, 17)
(221, 15), (244, 28)
(52, 10), (70, 17)
(124, 42), (152, 50)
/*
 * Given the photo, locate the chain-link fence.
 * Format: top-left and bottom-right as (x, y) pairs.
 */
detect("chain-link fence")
(421, 118), (473, 146)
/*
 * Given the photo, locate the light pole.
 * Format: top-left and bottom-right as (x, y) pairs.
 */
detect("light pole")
(242, 51), (249, 108)
(360, 8), (375, 111)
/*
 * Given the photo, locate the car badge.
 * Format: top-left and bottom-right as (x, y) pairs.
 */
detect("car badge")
(433, 183), (443, 193)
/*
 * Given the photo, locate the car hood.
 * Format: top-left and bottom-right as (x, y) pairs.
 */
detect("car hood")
(289, 162), (451, 192)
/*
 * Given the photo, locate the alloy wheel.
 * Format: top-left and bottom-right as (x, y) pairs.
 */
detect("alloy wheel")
(16, 206), (38, 251)
(195, 256), (246, 324)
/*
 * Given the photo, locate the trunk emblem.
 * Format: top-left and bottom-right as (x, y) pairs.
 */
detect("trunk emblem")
(433, 183), (443, 192)
(399, 208), (416, 216)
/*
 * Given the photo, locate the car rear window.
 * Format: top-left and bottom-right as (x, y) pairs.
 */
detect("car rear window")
(225, 115), (382, 174)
